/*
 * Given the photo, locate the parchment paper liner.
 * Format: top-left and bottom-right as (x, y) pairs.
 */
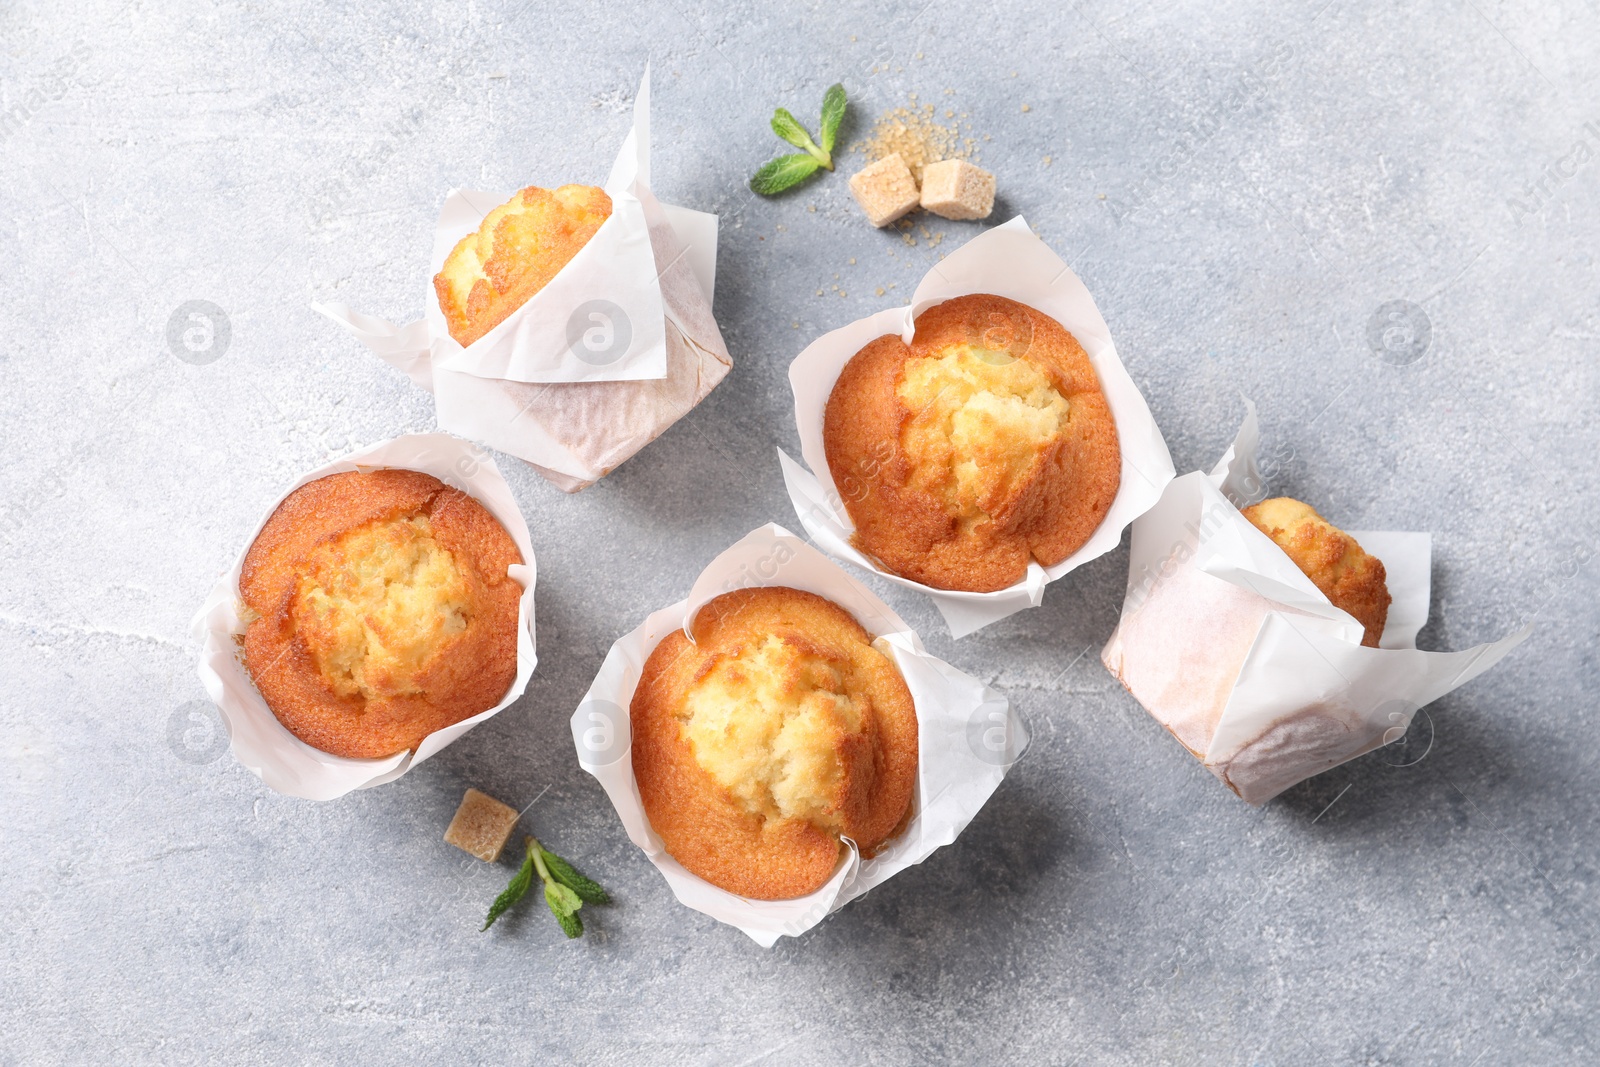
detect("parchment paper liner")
(570, 523), (1026, 947)
(313, 66), (731, 492)
(779, 216), (1175, 638)
(192, 433), (538, 801)
(1101, 403), (1529, 803)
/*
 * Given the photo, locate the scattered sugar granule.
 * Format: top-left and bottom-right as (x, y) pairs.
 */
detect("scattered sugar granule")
(855, 97), (982, 183)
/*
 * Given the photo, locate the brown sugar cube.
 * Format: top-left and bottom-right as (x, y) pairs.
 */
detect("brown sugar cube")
(443, 788), (520, 862)
(848, 153), (921, 228)
(919, 159), (995, 220)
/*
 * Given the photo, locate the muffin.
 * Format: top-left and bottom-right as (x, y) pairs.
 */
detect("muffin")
(239, 469), (524, 759)
(1241, 497), (1391, 647)
(823, 294), (1121, 592)
(433, 183), (613, 347)
(630, 587), (919, 900)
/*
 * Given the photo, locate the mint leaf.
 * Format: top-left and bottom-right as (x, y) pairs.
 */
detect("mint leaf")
(545, 881), (584, 937)
(819, 84), (847, 155)
(771, 109), (818, 153)
(752, 83), (847, 193)
(772, 108), (831, 168)
(480, 834), (609, 939)
(481, 845), (535, 931)
(545, 880), (583, 917)
(541, 849), (611, 905)
(529, 836), (599, 940)
(554, 905), (583, 939)
(750, 154), (821, 195)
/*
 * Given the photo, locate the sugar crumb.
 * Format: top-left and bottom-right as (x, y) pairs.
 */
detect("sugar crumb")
(854, 95), (984, 181)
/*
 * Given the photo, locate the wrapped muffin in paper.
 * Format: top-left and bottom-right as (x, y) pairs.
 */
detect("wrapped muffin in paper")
(192, 434), (537, 800)
(570, 524), (1026, 946)
(779, 217), (1175, 637)
(314, 67), (731, 492)
(1101, 403), (1529, 804)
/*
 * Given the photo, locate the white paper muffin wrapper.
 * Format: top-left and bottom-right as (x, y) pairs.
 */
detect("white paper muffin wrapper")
(312, 66), (731, 491)
(191, 433), (538, 801)
(779, 217), (1176, 638)
(1101, 403), (1530, 803)
(570, 523), (1026, 947)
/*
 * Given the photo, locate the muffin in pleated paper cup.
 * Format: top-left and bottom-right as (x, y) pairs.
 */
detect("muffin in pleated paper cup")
(192, 433), (537, 801)
(314, 65), (731, 493)
(779, 216), (1175, 638)
(570, 523), (1025, 946)
(1101, 402), (1529, 804)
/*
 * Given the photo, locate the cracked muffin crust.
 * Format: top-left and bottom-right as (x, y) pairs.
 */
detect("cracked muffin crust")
(630, 586), (918, 900)
(823, 294), (1121, 592)
(240, 469), (523, 759)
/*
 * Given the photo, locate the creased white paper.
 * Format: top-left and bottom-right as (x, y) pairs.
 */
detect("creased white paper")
(191, 433), (538, 801)
(1101, 404), (1529, 804)
(312, 66), (731, 492)
(570, 523), (1026, 946)
(779, 217), (1175, 638)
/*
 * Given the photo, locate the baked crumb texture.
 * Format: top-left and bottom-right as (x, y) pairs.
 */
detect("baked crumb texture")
(847, 153), (921, 228)
(919, 159), (994, 220)
(824, 294), (1121, 592)
(444, 787), (521, 862)
(631, 587), (919, 900)
(240, 469), (523, 759)
(1240, 497), (1392, 647)
(433, 183), (612, 347)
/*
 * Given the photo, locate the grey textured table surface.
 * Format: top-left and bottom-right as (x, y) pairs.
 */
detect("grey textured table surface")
(3, 0), (1597, 1063)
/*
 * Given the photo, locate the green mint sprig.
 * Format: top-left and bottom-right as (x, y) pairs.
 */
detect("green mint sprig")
(481, 836), (610, 938)
(750, 83), (848, 196)
(481, 843), (535, 931)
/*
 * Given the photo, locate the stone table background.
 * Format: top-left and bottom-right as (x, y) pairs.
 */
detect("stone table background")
(2, 0), (1596, 1063)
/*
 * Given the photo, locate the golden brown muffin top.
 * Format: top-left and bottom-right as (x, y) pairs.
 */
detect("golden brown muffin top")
(1241, 497), (1392, 647)
(631, 587), (919, 901)
(823, 294), (1121, 592)
(240, 469), (523, 759)
(433, 184), (612, 348)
